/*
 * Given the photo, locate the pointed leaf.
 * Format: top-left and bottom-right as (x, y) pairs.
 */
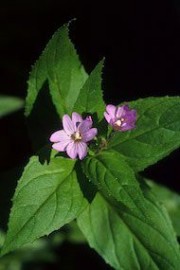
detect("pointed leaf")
(78, 151), (180, 269)
(108, 96), (180, 171)
(25, 22), (88, 117)
(0, 95), (23, 118)
(73, 60), (105, 121)
(1, 157), (86, 255)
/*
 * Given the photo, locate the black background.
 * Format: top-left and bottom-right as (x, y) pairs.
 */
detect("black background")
(0, 0), (179, 269)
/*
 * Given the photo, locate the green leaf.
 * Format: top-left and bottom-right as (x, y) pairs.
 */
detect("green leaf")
(1, 156), (87, 255)
(147, 180), (180, 236)
(73, 60), (105, 121)
(78, 150), (180, 270)
(25, 22), (88, 117)
(108, 96), (180, 172)
(0, 95), (23, 118)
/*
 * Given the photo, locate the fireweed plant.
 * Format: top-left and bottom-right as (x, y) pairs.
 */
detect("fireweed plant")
(0, 22), (180, 270)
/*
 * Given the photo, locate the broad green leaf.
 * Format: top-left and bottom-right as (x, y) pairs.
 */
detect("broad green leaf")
(78, 150), (180, 270)
(1, 156), (87, 255)
(147, 180), (180, 236)
(108, 96), (180, 172)
(0, 95), (23, 118)
(73, 60), (105, 121)
(25, 22), (88, 117)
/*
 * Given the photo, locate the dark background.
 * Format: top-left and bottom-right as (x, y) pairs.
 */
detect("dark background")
(0, 0), (180, 269)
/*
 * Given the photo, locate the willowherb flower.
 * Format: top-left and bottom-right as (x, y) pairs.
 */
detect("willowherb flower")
(104, 104), (137, 131)
(50, 112), (97, 160)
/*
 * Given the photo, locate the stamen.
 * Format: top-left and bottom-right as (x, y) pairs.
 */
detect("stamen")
(114, 119), (122, 127)
(113, 117), (126, 130)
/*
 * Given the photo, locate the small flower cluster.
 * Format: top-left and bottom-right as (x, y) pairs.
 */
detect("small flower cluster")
(50, 104), (137, 160)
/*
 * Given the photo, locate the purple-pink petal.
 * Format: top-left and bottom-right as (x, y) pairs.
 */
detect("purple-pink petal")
(123, 105), (130, 111)
(72, 112), (83, 127)
(50, 130), (69, 142)
(66, 142), (78, 159)
(82, 128), (97, 142)
(77, 142), (87, 160)
(52, 140), (70, 151)
(116, 106), (125, 118)
(62, 114), (75, 135)
(106, 104), (116, 117)
(78, 118), (92, 134)
(121, 123), (135, 131)
(130, 109), (137, 120)
(104, 112), (111, 124)
(124, 110), (137, 123)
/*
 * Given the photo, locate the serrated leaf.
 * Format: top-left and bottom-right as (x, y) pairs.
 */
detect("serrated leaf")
(77, 150), (180, 270)
(25, 22), (88, 117)
(147, 180), (180, 236)
(108, 96), (180, 172)
(73, 60), (105, 121)
(0, 95), (23, 118)
(1, 156), (87, 255)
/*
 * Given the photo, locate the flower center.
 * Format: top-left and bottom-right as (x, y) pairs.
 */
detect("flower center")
(114, 118), (125, 130)
(71, 131), (82, 141)
(114, 117), (124, 126)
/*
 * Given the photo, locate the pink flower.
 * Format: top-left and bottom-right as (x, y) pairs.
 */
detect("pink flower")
(50, 112), (97, 160)
(104, 104), (137, 131)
